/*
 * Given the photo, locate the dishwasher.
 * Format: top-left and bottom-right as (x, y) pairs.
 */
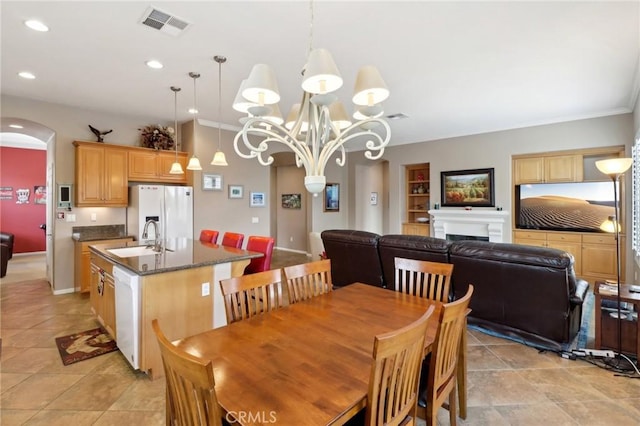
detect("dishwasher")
(113, 266), (140, 370)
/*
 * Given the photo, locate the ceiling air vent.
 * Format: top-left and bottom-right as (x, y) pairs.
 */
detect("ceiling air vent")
(140, 7), (190, 36)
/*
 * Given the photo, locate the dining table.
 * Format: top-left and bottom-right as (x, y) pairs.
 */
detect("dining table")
(174, 283), (452, 425)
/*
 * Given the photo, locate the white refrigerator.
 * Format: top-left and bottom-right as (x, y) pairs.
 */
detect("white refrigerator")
(127, 185), (194, 243)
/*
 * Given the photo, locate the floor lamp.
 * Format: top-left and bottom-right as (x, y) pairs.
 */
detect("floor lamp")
(595, 157), (633, 370)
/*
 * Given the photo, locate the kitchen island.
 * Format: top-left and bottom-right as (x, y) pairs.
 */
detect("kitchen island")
(88, 238), (262, 379)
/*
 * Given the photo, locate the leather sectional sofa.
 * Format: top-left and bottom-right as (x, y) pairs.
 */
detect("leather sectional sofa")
(1, 232), (15, 278)
(321, 229), (589, 351)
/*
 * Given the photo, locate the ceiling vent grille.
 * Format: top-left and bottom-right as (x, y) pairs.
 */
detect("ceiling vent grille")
(140, 7), (190, 36)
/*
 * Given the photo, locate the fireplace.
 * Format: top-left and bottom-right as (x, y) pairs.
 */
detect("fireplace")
(446, 234), (490, 242)
(428, 209), (509, 243)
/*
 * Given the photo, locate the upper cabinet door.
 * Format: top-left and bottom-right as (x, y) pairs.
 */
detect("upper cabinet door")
(544, 155), (583, 182)
(513, 157), (544, 184)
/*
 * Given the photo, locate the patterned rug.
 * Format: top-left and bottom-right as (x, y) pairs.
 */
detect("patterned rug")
(55, 327), (118, 365)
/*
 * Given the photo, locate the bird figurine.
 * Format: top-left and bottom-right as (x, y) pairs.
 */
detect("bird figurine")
(88, 125), (113, 142)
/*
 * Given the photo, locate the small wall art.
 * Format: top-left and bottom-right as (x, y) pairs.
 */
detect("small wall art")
(228, 185), (243, 199)
(250, 192), (266, 207)
(441, 168), (495, 207)
(202, 173), (223, 191)
(282, 193), (301, 209)
(324, 183), (340, 212)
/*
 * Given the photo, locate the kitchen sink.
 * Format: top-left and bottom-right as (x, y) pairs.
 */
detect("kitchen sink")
(107, 246), (162, 258)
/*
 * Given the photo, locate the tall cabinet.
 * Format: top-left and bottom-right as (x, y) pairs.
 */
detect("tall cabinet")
(512, 147), (626, 284)
(403, 163), (430, 236)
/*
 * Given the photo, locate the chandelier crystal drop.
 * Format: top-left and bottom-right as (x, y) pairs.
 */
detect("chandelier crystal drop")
(233, 1), (391, 194)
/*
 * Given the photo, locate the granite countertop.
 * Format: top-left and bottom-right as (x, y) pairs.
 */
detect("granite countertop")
(72, 225), (130, 242)
(88, 238), (262, 276)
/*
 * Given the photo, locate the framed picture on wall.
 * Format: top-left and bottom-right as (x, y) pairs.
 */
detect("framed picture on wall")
(250, 192), (266, 207)
(324, 183), (340, 212)
(441, 168), (495, 207)
(282, 193), (301, 209)
(228, 185), (243, 199)
(202, 173), (223, 191)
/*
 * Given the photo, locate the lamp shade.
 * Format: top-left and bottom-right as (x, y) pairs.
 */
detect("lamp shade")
(352, 65), (389, 106)
(186, 156), (202, 171)
(595, 158), (632, 176)
(328, 101), (351, 130)
(233, 79), (256, 113)
(169, 162), (184, 174)
(211, 150), (228, 166)
(285, 103), (309, 132)
(600, 216), (620, 233)
(243, 64), (280, 105)
(301, 48), (343, 95)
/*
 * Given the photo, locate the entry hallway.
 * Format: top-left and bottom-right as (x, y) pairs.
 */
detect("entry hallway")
(1, 253), (640, 425)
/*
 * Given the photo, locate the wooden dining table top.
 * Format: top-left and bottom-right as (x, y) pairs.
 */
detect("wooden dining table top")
(174, 283), (442, 426)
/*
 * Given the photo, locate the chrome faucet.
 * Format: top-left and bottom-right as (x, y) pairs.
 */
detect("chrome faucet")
(142, 219), (162, 252)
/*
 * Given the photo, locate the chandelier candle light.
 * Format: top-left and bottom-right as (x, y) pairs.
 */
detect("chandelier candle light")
(186, 72), (203, 171)
(233, 1), (391, 194)
(168, 86), (184, 175)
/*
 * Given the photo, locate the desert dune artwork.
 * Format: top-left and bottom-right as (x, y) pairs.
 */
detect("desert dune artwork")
(519, 195), (614, 231)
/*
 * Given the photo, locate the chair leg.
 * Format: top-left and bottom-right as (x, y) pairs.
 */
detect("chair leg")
(449, 383), (458, 426)
(457, 316), (468, 419)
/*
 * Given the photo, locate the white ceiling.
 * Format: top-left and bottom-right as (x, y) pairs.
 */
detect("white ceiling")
(1, 1), (639, 148)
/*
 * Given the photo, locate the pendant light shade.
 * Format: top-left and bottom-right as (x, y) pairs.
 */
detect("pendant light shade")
(352, 65), (389, 106)
(301, 48), (343, 95)
(169, 86), (184, 175)
(243, 64), (280, 106)
(211, 55), (228, 167)
(186, 72), (203, 171)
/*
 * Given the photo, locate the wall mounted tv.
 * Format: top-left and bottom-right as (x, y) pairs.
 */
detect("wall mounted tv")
(515, 181), (617, 233)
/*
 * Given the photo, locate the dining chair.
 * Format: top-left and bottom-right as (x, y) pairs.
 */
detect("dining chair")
(219, 268), (286, 324)
(221, 232), (244, 249)
(243, 235), (275, 275)
(282, 259), (333, 304)
(418, 285), (474, 426)
(394, 257), (453, 302)
(199, 229), (220, 244)
(365, 305), (435, 426)
(151, 319), (224, 426)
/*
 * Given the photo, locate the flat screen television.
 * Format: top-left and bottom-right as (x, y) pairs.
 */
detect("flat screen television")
(515, 181), (617, 233)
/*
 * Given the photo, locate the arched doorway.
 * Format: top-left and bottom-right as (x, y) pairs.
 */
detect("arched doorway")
(1, 117), (56, 287)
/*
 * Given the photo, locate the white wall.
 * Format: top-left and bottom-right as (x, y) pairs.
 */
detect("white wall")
(275, 166), (306, 251)
(354, 162), (385, 234)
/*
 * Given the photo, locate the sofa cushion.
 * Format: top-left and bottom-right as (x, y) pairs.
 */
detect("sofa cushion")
(378, 235), (451, 290)
(321, 230), (383, 287)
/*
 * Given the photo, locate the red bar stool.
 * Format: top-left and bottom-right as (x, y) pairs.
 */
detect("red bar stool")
(244, 236), (275, 275)
(221, 232), (244, 249)
(199, 230), (219, 244)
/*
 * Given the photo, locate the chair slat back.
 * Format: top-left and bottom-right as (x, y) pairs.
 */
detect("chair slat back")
(152, 319), (222, 426)
(283, 259), (333, 304)
(424, 285), (474, 425)
(219, 268), (285, 324)
(367, 305), (435, 426)
(394, 258), (453, 302)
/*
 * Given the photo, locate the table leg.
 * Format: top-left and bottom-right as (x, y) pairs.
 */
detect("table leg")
(457, 315), (468, 420)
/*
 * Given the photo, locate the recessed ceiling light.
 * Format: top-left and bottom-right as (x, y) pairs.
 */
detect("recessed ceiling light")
(146, 60), (164, 69)
(9, 124), (24, 129)
(18, 71), (36, 80)
(188, 108), (198, 114)
(24, 20), (49, 32)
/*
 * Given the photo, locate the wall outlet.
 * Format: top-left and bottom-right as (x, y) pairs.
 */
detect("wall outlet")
(252, 217), (259, 224)
(90, 213), (97, 222)
(65, 213), (76, 222)
(201, 282), (210, 297)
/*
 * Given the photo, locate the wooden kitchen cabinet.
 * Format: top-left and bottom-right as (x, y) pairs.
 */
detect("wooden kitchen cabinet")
(128, 148), (189, 184)
(75, 238), (132, 293)
(513, 154), (583, 184)
(90, 252), (117, 339)
(74, 141), (128, 207)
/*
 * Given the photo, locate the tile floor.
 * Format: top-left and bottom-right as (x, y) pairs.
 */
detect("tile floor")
(2, 252), (640, 425)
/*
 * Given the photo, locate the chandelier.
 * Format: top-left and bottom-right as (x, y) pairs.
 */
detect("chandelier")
(233, 1), (391, 194)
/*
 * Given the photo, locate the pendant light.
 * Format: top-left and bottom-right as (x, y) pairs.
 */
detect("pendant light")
(168, 86), (184, 174)
(186, 72), (203, 171)
(211, 55), (228, 166)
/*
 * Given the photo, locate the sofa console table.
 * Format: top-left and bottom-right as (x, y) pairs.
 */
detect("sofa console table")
(594, 282), (639, 360)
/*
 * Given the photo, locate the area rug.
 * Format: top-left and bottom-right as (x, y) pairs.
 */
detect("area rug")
(55, 327), (118, 365)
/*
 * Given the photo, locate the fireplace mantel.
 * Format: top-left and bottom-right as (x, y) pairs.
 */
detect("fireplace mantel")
(428, 209), (509, 243)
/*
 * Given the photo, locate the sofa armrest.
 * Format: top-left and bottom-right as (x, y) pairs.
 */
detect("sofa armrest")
(569, 279), (589, 306)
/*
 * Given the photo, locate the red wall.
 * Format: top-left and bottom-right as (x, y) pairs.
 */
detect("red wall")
(0, 147), (46, 253)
